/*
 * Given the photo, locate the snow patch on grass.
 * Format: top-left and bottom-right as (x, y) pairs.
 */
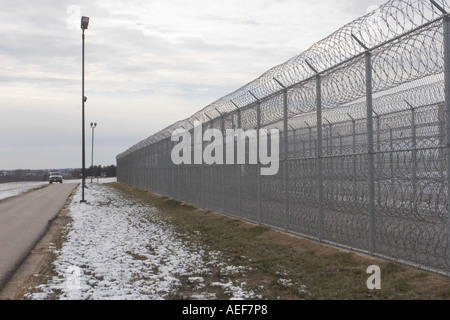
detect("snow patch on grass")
(27, 182), (259, 300)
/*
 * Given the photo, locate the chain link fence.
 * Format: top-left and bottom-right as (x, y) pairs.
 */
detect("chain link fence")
(117, 0), (450, 276)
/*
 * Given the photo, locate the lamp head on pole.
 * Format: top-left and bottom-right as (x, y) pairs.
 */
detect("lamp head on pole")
(81, 16), (90, 30)
(90, 122), (97, 128)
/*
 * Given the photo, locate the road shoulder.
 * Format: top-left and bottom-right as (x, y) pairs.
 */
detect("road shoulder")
(0, 193), (74, 300)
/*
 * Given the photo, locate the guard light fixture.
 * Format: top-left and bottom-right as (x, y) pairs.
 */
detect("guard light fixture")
(81, 16), (90, 30)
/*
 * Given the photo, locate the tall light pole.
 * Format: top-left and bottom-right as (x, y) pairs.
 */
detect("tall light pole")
(81, 16), (89, 203)
(90, 122), (97, 183)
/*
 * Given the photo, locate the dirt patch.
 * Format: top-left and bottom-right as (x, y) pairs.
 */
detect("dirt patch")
(0, 198), (73, 300)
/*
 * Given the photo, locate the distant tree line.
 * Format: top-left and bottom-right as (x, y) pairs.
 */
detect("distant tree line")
(86, 165), (116, 178)
(0, 169), (48, 183)
(0, 165), (116, 183)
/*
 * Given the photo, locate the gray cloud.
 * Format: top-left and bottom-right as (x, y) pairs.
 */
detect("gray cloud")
(0, 0), (386, 170)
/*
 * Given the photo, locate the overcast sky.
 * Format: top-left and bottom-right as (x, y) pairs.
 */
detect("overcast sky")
(0, 0), (387, 170)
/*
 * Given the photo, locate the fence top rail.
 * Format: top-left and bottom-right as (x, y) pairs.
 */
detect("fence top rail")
(117, 0), (449, 160)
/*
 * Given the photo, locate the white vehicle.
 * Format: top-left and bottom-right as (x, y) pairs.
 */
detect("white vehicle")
(49, 172), (63, 184)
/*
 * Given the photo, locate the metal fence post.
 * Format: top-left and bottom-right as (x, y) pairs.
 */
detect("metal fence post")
(248, 91), (262, 224)
(189, 126), (193, 203)
(317, 74), (324, 241)
(353, 33), (376, 255)
(201, 149), (204, 209)
(283, 88), (289, 231)
(306, 60), (324, 241)
(274, 78), (289, 231)
(366, 51), (376, 255)
(221, 114), (225, 212)
(204, 114), (216, 211)
(443, 14), (450, 273)
(412, 108), (417, 212)
(349, 114), (357, 201)
(231, 100), (243, 218)
(238, 108), (242, 218)
(256, 98), (262, 224)
(387, 125), (394, 195)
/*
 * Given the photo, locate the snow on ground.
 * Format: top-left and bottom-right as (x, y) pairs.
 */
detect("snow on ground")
(27, 180), (260, 300)
(0, 181), (49, 200)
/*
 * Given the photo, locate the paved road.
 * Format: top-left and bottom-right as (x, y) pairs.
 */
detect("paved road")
(0, 183), (77, 290)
